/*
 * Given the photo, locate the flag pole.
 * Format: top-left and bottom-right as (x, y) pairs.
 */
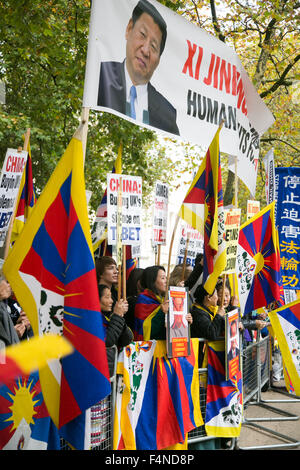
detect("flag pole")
(117, 176), (123, 301)
(220, 273), (227, 307)
(157, 244), (161, 265)
(181, 235), (190, 282)
(231, 156), (238, 298)
(122, 245), (127, 299)
(166, 214), (180, 288)
(80, 107), (90, 165)
(3, 128), (31, 260)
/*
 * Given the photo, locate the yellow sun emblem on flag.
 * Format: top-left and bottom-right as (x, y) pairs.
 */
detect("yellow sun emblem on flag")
(5, 378), (39, 432)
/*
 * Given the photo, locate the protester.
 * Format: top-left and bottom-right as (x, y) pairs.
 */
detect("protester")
(216, 278), (239, 313)
(169, 264), (192, 287)
(126, 267), (144, 330)
(265, 301), (284, 386)
(0, 279), (20, 348)
(95, 256), (128, 313)
(190, 284), (226, 341)
(133, 265), (193, 341)
(99, 283), (133, 376)
(133, 265), (169, 340)
(215, 278), (267, 344)
(184, 253), (203, 294)
(7, 293), (33, 340)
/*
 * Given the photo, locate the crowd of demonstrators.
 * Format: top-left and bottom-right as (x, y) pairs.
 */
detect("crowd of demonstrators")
(93, 254), (273, 367)
(0, 278), (32, 350)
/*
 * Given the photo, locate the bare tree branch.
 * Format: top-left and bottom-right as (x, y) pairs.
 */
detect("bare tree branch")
(260, 54), (300, 97)
(260, 137), (300, 153)
(209, 0), (226, 42)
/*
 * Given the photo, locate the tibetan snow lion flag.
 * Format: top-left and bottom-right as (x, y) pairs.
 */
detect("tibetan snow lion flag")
(237, 201), (283, 314)
(113, 339), (203, 450)
(92, 143), (122, 253)
(0, 334), (73, 385)
(3, 131), (111, 449)
(178, 125), (226, 294)
(205, 340), (243, 437)
(268, 299), (300, 396)
(0, 371), (60, 450)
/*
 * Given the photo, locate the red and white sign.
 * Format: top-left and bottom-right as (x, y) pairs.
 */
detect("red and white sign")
(107, 173), (142, 246)
(0, 149), (28, 247)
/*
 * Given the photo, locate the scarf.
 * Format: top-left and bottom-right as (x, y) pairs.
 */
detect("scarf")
(133, 289), (164, 341)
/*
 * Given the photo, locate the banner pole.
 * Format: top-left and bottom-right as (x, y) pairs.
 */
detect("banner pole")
(166, 214), (180, 289)
(221, 273), (227, 307)
(181, 236), (190, 282)
(232, 156), (238, 297)
(116, 176), (123, 301)
(157, 244), (161, 265)
(122, 245), (127, 299)
(80, 107), (90, 165)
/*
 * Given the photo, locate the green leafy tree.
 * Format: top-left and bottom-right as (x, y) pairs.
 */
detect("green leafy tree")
(0, 0), (172, 213)
(0, 0), (299, 219)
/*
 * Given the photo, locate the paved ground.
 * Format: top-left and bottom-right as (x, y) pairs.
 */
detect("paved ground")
(236, 384), (300, 450)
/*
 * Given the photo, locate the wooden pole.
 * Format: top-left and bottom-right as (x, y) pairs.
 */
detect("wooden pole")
(181, 235), (190, 282)
(220, 274), (227, 307)
(122, 245), (127, 300)
(116, 176), (123, 301)
(103, 237), (107, 256)
(157, 244), (161, 266)
(80, 107), (90, 165)
(166, 214), (180, 290)
(23, 128), (31, 152)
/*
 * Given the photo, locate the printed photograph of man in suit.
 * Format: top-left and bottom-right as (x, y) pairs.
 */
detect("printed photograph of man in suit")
(97, 0), (180, 136)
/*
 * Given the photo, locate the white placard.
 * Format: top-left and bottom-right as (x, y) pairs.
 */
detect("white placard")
(223, 208), (241, 274)
(0, 149), (28, 247)
(107, 173), (142, 246)
(176, 223), (204, 267)
(152, 181), (168, 245)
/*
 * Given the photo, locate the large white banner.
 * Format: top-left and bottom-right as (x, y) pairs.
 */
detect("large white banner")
(83, 0), (274, 176)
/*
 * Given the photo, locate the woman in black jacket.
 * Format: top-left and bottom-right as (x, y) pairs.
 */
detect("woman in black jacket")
(190, 284), (226, 341)
(99, 284), (133, 376)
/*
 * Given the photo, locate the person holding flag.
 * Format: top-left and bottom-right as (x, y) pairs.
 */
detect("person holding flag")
(176, 124), (226, 296)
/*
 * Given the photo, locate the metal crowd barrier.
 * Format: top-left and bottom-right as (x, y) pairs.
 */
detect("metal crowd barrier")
(187, 338), (236, 450)
(60, 337), (300, 450)
(237, 334), (300, 450)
